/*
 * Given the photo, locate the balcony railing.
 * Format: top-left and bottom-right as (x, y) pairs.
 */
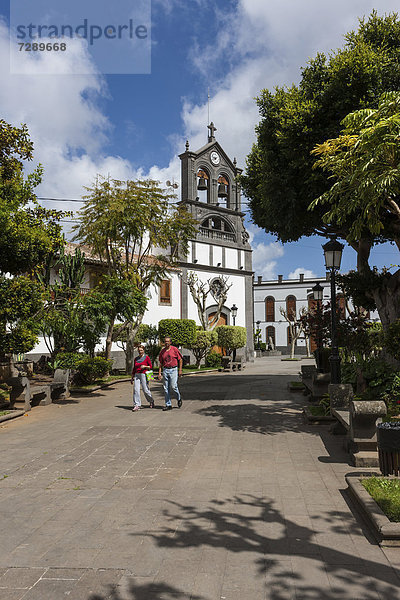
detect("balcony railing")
(199, 227), (235, 242)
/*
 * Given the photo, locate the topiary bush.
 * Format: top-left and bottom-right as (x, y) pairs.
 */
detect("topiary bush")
(76, 356), (113, 384)
(189, 329), (217, 369)
(216, 325), (247, 356)
(205, 350), (222, 368)
(158, 319), (196, 348)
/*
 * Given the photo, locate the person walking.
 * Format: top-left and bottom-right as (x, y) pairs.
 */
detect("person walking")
(130, 345), (154, 411)
(158, 336), (183, 411)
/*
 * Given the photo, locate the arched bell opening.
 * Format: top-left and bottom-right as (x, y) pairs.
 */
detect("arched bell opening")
(196, 168), (210, 204)
(217, 174), (230, 208)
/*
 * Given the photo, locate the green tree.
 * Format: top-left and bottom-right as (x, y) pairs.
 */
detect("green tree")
(39, 251), (137, 358)
(189, 329), (217, 369)
(72, 176), (197, 372)
(242, 12), (400, 244)
(0, 276), (43, 360)
(158, 319), (197, 348)
(311, 92), (400, 328)
(0, 119), (65, 276)
(0, 119), (66, 363)
(241, 12), (400, 331)
(216, 326), (247, 356)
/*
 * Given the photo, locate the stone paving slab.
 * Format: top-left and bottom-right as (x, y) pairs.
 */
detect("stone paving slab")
(0, 358), (400, 598)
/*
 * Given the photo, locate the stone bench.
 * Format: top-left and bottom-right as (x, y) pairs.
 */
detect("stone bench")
(331, 395), (387, 467)
(301, 366), (330, 401)
(7, 369), (70, 412)
(232, 358), (245, 371)
(218, 356), (245, 372)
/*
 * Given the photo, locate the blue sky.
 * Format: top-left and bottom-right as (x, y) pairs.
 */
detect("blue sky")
(1, 0), (399, 280)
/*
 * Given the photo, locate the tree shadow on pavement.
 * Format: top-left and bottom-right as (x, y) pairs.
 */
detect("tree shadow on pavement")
(90, 581), (208, 600)
(125, 494), (400, 600)
(195, 402), (313, 436)
(179, 373), (292, 402)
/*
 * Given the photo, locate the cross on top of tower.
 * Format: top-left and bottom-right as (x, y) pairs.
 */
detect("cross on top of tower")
(207, 122), (217, 142)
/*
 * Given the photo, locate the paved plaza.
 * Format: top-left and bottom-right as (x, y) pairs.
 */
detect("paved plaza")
(1, 357), (400, 599)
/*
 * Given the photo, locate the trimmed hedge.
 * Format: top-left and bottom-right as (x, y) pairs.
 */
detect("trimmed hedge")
(216, 325), (247, 354)
(76, 356), (113, 384)
(158, 319), (197, 347)
(205, 350), (222, 367)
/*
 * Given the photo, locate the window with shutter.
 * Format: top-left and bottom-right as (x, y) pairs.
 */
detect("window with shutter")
(286, 295), (296, 321)
(159, 279), (171, 305)
(265, 296), (275, 322)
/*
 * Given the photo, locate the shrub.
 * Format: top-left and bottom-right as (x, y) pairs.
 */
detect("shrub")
(53, 352), (83, 370)
(216, 325), (247, 355)
(76, 356), (113, 384)
(158, 319), (196, 347)
(384, 319), (400, 361)
(189, 329), (217, 369)
(381, 373), (400, 416)
(205, 350), (222, 368)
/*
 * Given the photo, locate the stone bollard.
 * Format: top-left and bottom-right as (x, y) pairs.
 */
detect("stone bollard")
(301, 365), (317, 379)
(311, 372), (330, 401)
(7, 376), (31, 412)
(221, 356), (232, 371)
(349, 400), (387, 467)
(328, 383), (354, 412)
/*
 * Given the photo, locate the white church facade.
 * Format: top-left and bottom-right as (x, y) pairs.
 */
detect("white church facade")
(28, 124), (255, 362)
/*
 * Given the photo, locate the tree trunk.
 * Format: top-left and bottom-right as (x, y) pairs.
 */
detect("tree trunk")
(371, 269), (400, 330)
(305, 335), (311, 358)
(105, 317), (115, 362)
(125, 314), (144, 374)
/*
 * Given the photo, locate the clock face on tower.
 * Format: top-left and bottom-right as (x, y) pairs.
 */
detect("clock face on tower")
(210, 151), (220, 166)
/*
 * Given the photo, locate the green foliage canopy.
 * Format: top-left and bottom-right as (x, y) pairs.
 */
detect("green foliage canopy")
(242, 12), (400, 243)
(0, 119), (65, 275)
(311, 92), (400, 244)
(158, 319), (197, 348)
(189, 329), (217, 368)
(216, 325), (247, 355)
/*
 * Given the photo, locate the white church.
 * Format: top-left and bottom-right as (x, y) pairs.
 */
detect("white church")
(29, 123), (255, 361)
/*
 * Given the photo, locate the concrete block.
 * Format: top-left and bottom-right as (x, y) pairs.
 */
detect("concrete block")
(329, 383), (354, 411)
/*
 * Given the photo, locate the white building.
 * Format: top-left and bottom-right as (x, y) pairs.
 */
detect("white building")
(254, 272), (379, 354)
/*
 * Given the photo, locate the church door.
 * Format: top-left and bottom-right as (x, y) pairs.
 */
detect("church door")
(209, 312), (227, 354)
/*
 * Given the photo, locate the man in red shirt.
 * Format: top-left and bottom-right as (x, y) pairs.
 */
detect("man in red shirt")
(158, 336), (183, 411)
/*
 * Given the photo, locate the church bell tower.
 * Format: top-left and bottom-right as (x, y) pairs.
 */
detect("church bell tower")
(178, 123), (254, 359)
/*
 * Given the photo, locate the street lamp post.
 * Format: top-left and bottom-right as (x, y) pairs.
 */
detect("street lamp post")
(256, 320), (261, 350)
(231, 304), (238, 326)
(231, 304), (238, 361)
(322, 239), (344, 384)
(312, 282), (324, 373)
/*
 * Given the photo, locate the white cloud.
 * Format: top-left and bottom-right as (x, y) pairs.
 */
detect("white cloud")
(181, 1), (400, 169)
(288, 267), (316, 280)
(2, 1), (399, 246)
(252, 241), (284, 280)
(0, 20), (181, 225)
